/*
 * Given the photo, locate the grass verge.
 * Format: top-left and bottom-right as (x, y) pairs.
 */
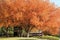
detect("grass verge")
(33, 35), (60, 40)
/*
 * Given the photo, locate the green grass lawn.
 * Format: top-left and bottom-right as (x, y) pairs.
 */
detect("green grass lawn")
(0, 36), (59, 40)
(35, 36), (60, 40)
(0, 37), (39, 40)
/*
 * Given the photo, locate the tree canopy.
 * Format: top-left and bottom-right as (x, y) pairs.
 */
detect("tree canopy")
(0, 0), (60, 35)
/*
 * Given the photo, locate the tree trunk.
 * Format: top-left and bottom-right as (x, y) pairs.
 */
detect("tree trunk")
(27, 32), (29, 37)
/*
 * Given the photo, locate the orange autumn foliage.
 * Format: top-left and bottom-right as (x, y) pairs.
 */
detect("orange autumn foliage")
(45, 8), (60, 35)
(0, 0), (60, 35)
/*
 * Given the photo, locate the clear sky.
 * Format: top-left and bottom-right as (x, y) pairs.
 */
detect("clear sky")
(50, 0), (60, 7)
